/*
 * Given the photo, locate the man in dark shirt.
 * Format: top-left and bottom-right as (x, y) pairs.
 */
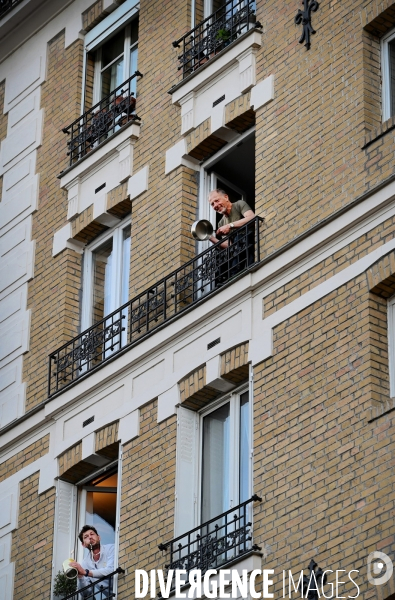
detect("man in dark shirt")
(208, 189), (255, 246)
(207, 189), (256, 280)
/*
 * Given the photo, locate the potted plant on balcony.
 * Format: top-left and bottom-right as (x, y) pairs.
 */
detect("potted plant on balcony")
(53, 570), (77, 599)
(215, 27), (231, 50)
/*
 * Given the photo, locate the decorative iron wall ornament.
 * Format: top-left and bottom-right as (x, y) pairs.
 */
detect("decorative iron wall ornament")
(295, 0), (319, 50)
(298, 559), (328, 600)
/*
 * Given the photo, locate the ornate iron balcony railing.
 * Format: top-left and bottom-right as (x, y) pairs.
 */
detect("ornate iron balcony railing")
(172, 0), (261, 79)
(62, 72), (143, 167)
(158, 495), (262, 588)
(0, 0), (23, 19)
(59, 567), (124, 600)
(48, 217), (264, 397)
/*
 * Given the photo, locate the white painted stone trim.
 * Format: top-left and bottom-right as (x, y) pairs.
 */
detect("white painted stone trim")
(52, 223), (85, 256)
(60, 123), (141, 189)
(118, 409), (140, 444)
(171, 30), (262, 105)
(250, 74), (275, 110)
(165, 139), (200, 175)
(127, 165), (149, 200)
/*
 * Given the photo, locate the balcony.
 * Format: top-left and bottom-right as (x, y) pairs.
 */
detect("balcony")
(58, 568), (124, 600)
(172, 0), (261, 80)
(62, 72), (143, 168)
(48, 217), (264, 398)
(158, 496), (262, 591)
(0, 0), (23, 19)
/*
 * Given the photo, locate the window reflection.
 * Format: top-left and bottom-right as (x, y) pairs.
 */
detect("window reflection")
(84, 472), (118, 546)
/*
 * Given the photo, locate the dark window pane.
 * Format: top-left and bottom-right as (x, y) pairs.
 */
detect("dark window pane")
(130, 19), (138, 46)
(101, 30), (124, 70)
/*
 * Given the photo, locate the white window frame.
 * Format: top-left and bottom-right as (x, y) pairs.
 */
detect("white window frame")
(82, 0), (140, 111)
(388, 295), (395, 397)
(197, 127), (254, 250)
(81, 216), (131, 331)
(175, 381), (253, 537)
(197, 383), (252, 520)
(381, 27), (395, 122)
(74, 459), (121, 563)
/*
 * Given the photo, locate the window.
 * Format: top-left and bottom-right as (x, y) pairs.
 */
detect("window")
(52, 463), (120, 585)
(90, 20), (138, 104)
(81, 218), (131, 330)
(201, 388), (251, 523)
(382, 28), (395, 121)
(175, 384), (252, 537)
(198, 129), (255, 243)
(76, 467), (119, 564)
(83, 2), (139, 111)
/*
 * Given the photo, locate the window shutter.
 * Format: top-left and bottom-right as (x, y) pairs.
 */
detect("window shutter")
(174, 407), (199, 537)
(52, 480), (77, 578)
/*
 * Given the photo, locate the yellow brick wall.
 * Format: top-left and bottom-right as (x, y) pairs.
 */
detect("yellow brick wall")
(220, 342), (249, 384)
(263, 215), (395, 317)
(253, 271), (395, 599)
(95, 421), (119, 451)
(0, 434), (50, 483)
(22, 31), (84, 410)
(254, 0), (395, 259)
(118, 400), (177, 598)
(11, 473), (56, 600)
(127, 0), (197, 294)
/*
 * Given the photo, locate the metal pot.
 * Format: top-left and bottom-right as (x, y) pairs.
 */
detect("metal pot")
(191, 219), (214, 241)
(63, 559), (78, 579)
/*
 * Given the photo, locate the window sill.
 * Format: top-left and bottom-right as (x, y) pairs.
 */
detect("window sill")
(170, 28), (262, 102)
(58, 119), (140, 183)
(362, 115), (395, 149)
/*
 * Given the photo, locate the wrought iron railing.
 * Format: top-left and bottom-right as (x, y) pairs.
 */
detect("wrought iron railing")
(158, 496), (262, 588)
(0, 0), (23, 19)
(48, 217), (264, 397)
(172, 0), (261, 79)
(59, 568), (124, 600)
(62, 72), (143, 167)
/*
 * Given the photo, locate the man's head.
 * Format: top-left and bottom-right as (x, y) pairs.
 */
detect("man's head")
(78, 525), (100, 548)
(208, 189), (232, 216)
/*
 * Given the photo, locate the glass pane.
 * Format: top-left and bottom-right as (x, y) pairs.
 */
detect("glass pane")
(84, 472), (117, 546)
(201, 402), (230, 522)
(92, 238), (113, 323)
(90, 472), (118, 487)
(101, 31), (125, 70)
(121, 225), (131, 305)
(390, 40), (395, 117)
(130, 19), (138, 46)
(129, 47), (138, 95)
(239, 391), (250, 503)
(101, 56), (124, 98)
(85, 492), (116, 545)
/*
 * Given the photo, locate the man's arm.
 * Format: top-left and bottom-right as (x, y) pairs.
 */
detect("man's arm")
(70, 545), (115, 579)
(216, 209), (255, 237)
(90, 545), (115, 578)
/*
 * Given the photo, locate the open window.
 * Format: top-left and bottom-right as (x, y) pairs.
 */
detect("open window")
(198, 128), (255, 242)
(76, 465), (119, 564)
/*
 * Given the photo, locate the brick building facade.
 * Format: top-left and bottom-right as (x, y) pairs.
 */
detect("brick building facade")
(0, 0), (394, 599)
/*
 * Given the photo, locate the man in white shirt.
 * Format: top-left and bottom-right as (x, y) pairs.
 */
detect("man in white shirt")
(70, 525), (115, 598)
